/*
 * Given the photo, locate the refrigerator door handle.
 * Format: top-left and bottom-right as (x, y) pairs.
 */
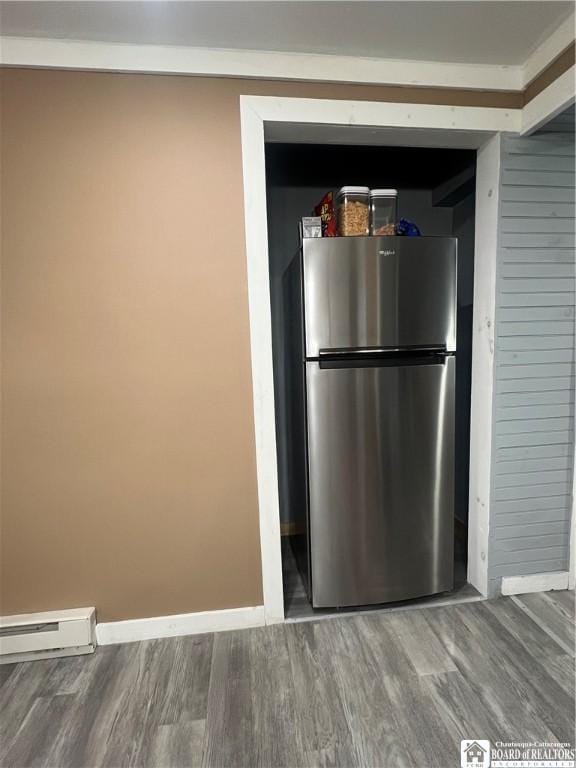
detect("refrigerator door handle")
(318, 347), (450, 370)
(319, 345), (447, 358)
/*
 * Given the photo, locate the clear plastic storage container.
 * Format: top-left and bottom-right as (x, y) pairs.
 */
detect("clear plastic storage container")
(369, 189), (398, 236)
(337, 186), (370, 236)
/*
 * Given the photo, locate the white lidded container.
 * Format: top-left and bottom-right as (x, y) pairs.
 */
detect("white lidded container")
(369, 189), (398, 236)
(336, 186), (370, 236)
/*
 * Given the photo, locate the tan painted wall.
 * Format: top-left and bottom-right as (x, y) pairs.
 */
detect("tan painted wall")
(0, 69), (520, 622)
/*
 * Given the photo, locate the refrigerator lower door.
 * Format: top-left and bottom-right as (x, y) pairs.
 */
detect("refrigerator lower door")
(306, 356), (455, 607)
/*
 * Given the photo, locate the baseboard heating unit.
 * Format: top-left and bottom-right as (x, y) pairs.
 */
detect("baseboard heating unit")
(0, 607), (96, 664)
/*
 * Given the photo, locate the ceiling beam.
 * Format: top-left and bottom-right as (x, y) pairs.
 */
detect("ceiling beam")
(0, 35), (524, 92)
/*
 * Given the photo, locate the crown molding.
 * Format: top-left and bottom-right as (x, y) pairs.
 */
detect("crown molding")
(522, 13), (576, 87)
(0, 35), (523, 92)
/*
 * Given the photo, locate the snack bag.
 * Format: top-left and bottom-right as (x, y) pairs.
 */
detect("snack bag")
(314, 191), (337, 237)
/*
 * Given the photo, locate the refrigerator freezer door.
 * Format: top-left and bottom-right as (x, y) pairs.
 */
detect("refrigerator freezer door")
(303, 237), (457, 357)
(306, 356), (455, 607)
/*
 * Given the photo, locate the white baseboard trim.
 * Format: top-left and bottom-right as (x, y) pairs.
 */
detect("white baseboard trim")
(96, 605), (266, 645)
(501, 572), (570, 596)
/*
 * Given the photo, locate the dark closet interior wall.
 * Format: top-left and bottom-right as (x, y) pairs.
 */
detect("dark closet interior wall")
(265, 143), (476, 530)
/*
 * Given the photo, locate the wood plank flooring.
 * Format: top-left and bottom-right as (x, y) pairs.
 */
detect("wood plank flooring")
(0, 591), (574, 768)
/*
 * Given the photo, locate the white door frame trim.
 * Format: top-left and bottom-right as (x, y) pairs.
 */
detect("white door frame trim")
(467, 133), (502, 598)
(240, 95), (521, 623)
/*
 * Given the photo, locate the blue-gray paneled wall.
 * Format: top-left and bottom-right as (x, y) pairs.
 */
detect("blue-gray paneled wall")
(488, 116), (575, 593)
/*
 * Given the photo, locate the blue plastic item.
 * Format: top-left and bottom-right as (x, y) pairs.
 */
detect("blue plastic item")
(395, 218), (421, 237)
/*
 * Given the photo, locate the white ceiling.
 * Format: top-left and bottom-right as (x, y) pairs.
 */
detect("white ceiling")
(0, 1), (573, 66)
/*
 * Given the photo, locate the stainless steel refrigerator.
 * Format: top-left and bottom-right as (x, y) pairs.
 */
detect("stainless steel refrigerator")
(286, 236), (457, 608)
